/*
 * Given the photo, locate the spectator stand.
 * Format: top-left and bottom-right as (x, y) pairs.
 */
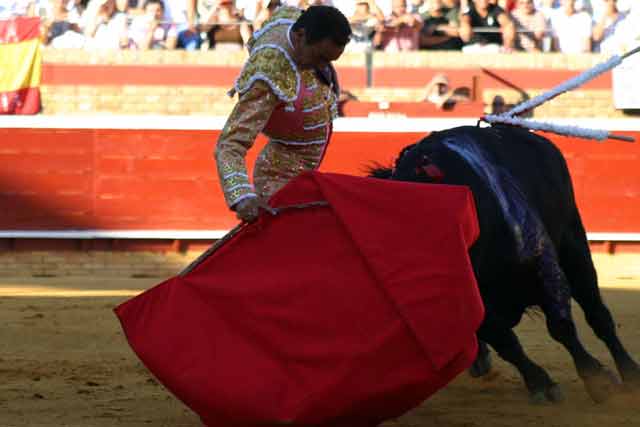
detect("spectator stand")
(4, 1), (640, 120)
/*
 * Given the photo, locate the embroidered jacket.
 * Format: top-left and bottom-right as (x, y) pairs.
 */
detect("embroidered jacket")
(215, 6), (339, 208)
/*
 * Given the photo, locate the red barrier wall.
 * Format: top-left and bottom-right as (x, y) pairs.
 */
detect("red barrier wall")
(1, 126), (639, 235)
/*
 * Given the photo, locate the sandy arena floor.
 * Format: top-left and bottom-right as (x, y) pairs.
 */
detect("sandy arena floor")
(1, 254), (639, 427)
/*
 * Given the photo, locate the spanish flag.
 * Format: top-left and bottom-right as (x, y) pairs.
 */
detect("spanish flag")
(0, 17), (42, 115)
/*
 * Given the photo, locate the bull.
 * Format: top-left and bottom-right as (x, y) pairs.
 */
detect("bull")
(370, 124), (640, 403)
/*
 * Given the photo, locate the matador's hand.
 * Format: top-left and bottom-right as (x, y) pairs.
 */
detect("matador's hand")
(235, 197), (260, 223)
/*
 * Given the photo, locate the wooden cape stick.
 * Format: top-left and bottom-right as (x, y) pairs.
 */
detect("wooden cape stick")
(178, 201), (329, 276)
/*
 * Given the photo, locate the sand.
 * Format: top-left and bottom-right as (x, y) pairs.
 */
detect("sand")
(1, 254), (639, 427)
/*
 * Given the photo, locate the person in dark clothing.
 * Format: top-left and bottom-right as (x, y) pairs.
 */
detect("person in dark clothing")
(460, 0), (515, 52)
(420, 0), (463, 50)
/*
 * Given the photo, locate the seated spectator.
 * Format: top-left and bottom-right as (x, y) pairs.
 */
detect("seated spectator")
(43, 0), (87, 48)
(337, 89), (358, 116)
(346, 1), (385, 52)
(377, 0), (423, 52)
(591, 0), (633, 20)
(419, 0), (463, 50)
(164, 0), (197, 33)
(126, 0), (146, 15)
(614, 2), (640, 51)
(534, 0), (558, 9)
(351, 1), (385, 27)
(201, 0), (251, 50)
(511, 0), (547, 51)
(43, 0), (88, 23)
(424, 73), (472, 109)
(492, 0), (516, 12)
(574, 0), (595, 15)
(460, 0), (516, 52)
(115, 0), (130, 13)
(129, 0), (178, 49)
(569, 0), (624, 19)
(293, 0), (334, 7)
(592, 0), (627, 53)
(489, 94), (509, 113)
(307, 0), (334, 6)
(253, 0), (283, 31)
(549, 0), (592, 52)
(83, 0), (129, 49)
(424, 73), (453, 108)
(408, 0), (430, 13)
(236, 0), (260, 23)
(174, 0), (217, 50)
(176, 25), (203, 50)
(0, 0), (35, 18)
(533, 0), (559, 22)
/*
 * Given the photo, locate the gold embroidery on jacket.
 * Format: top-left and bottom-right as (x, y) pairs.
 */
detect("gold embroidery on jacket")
(215, 80), (278, 207)
(216, 7), (338, 208)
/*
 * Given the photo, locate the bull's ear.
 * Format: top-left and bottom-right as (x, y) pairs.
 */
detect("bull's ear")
(398, 143), (417, 161)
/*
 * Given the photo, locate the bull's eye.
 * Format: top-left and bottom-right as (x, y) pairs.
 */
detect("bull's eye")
(424, 164), (444, 181)
(414, 154), (429, 175)
(414, 154), (444, 181)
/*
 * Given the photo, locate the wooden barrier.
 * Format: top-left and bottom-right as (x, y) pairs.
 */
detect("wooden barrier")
(0, 116), (639, 252)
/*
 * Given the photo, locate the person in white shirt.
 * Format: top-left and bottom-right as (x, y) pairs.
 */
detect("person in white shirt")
(252, 0), (281, 30)
(129, 0), (178, 49)
(83, 0), (129, 49)
(0, 0), (35, 18)
(344, 0), (384, 51)
(549, 0), (592, 52)
(592, 0), (627, 53)
(164, 0), (196, 32)
(589, 0), (632, 21)
(235, 0), (259, 21)
(282, 0), (333, 7)
(534, 0), (559, 22)
(598, 1), (640, 53)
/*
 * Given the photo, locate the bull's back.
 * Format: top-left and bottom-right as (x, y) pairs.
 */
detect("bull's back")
(448, 125), (577, 246)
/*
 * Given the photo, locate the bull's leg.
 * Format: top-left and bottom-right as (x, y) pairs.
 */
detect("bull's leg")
(543, 310), (621, 403)
(537, 245), (620, 403)
(559, 221), (640, 388)
(478, 315), (563, 404)
(468, 340), (492, 378)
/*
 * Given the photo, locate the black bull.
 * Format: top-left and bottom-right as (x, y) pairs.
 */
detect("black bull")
(371, 125), (640, 403)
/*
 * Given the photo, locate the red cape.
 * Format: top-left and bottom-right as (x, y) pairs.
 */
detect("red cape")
(115, 171), (484, 427)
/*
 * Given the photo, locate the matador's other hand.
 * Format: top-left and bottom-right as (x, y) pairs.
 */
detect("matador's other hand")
(234, 197), (260, 223)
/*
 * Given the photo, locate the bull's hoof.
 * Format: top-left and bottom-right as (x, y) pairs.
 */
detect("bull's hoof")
(529, 390), (547, 405)
(468, 358), (492, 378)
(621, 363), (640, 390)
(583, 368), (622, 404)
(468, 343), (492, 378)
(545, 383), (565, 403)
(528, 383), (564, 405)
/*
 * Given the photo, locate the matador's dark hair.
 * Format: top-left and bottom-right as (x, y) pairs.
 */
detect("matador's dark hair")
(292, 6), (352, 46)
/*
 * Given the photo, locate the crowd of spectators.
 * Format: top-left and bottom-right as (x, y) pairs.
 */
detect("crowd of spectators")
(0, 0), (638, 53)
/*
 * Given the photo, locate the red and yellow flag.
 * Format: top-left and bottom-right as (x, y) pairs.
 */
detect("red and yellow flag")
(0, 16), (42, 114)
